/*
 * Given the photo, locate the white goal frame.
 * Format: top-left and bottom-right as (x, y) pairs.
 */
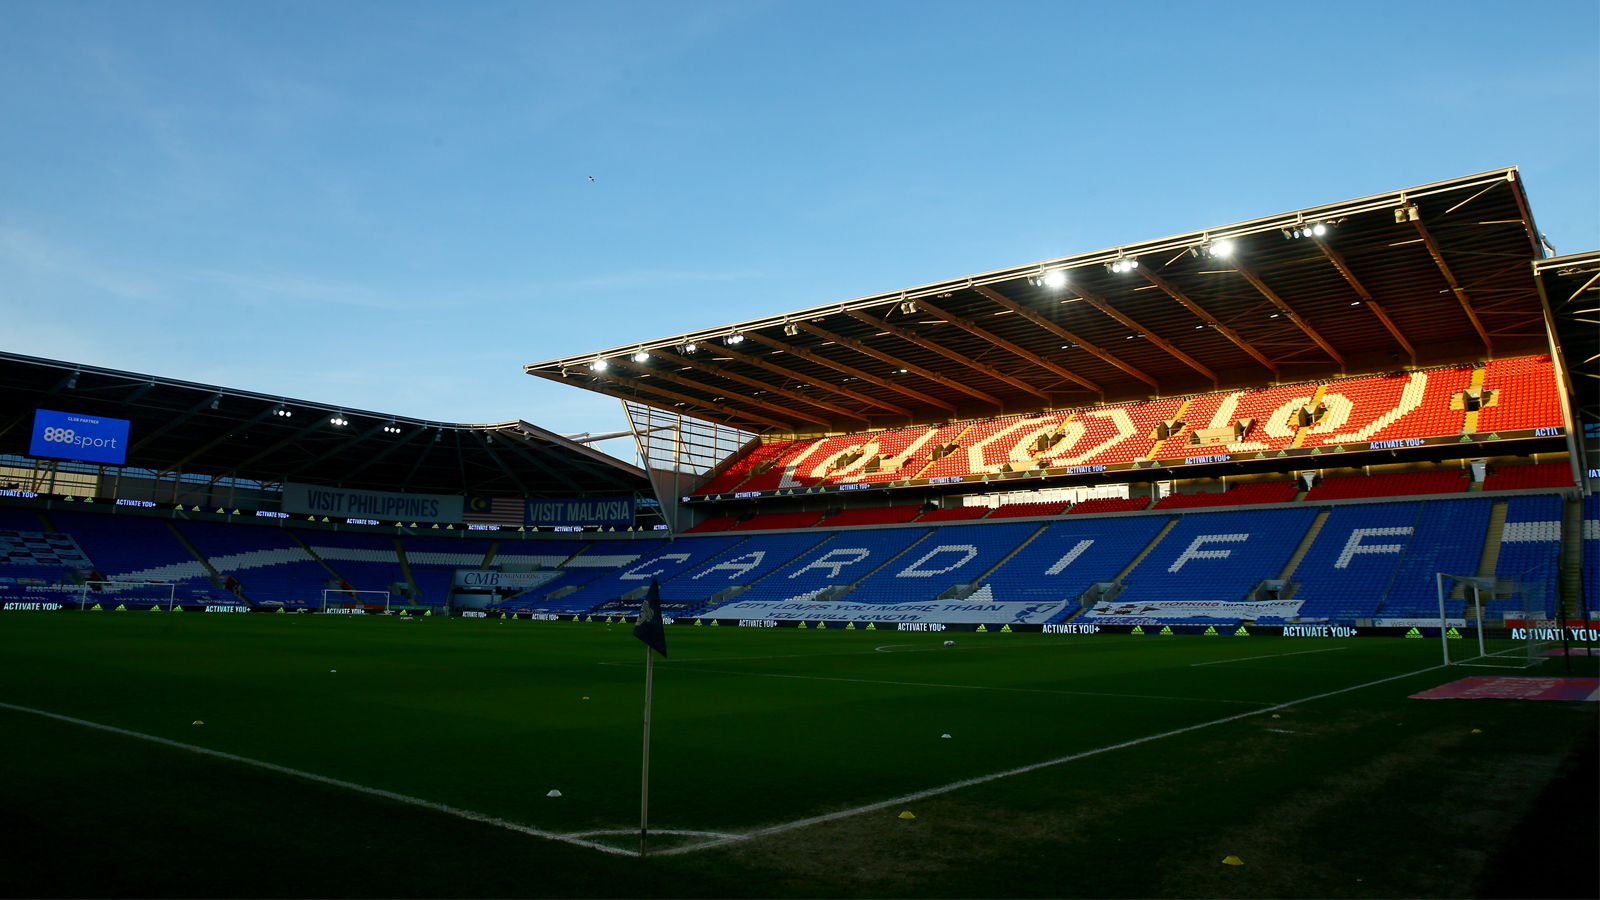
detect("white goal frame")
(1436, 573), (1549, 669)
(78, 581), (178, 611)
(321, 589), (392, 613)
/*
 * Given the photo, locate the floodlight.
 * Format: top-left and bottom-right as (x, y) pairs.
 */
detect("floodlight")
(683, 342), (698, 353)
(591, 359), (609, 372)
(1312, 223), (1327, 236)
(783, 322), (799, 336)
(1211, 240), (1234, 257)
(1041, 270), (1067, 288)
(632, 350), (650, 363)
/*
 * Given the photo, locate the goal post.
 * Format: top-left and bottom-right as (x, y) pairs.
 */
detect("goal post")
(320, 589), (392, 614)
(78, 581), (178, 611)
(1437, 573), (1551, 668)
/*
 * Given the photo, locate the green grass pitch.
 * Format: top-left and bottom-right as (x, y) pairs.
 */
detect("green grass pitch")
(1, 612), (1594, 898)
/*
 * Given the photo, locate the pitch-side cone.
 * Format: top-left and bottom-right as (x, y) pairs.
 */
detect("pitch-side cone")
(898, 811), (915, 819)
(941, 734), (952, 739)
(1222, 856), (1243, 866)
(192, 720), (203, 725)
(1471, 728), (1482, 733)
(330, 669), (337, 673)
(547, 790), (562, 798)
(1271, 714), (1280, 718)
(582, 696), (590, 700)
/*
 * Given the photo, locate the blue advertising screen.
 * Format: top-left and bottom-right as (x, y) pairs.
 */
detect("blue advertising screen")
(27, 409), (132, 466)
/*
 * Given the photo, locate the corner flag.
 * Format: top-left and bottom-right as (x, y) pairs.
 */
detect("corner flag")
(632, 578), (667, 658)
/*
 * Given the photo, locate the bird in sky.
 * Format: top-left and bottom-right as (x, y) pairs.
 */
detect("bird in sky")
(588, 176), (595, 181)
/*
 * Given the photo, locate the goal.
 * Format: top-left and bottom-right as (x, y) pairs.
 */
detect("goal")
(1436, 573), (1552, 668)
(320, 589), (392, 614)
(78, 581), (178, 611)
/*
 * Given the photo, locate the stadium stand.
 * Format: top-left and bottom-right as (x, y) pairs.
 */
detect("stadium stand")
(1475, 355), (1564, 433)
(1153, 481), (1298, 510)
(1304, 469), (1467, 502)
(398, 535), (494, 606)
(1290, 502), (1424, 622)
(1111, 507), (1319, 610)
(978, 516), (1172, 618)
(847, 522), (1040, 604)
(985, 500), (1072, 519)
(1583, 494), (1599, 615)
(1376, 498), (1493, 621)
(727, 510), (826, 531)
(1064, 497), (1151, 515)
(293, 530), (407, 601)
(737, 528), (930, 602)
(541, 535), (748, 609)
(1481, 461), (1573, 491)
(657, 531), (832, 609)
(683, 515), (740, 533)
(915, 506), (989, 523)
(817, 505), (923, 528)
(1491, 495), (1563, 620)
(50, 511), (211, 587)
(686, 357), (1562, 498)
(174, 520), (328, 607)
(0, 508), (46, 531)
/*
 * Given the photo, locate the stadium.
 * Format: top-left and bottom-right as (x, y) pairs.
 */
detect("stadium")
(2, 168), (1595, 898)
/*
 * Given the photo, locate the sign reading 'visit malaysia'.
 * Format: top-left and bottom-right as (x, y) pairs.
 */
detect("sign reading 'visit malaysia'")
(525, 496), (635, 527)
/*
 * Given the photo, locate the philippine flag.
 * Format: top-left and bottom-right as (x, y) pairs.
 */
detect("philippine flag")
(464, 495), (524, 526)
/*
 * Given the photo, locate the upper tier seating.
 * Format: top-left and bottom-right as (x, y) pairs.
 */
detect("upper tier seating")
(727, 511), (826, 531)
(985, 500), (1072, 519)
(1476, 355), (1563, 433)
(1111, 507), (1318, 606)
(547, 535), (748, 608)
(1482, 461), (1573, 492)
(848, 523), (1040, 604)
(1304, 469), (1467, 502)
(738, 528), (930, 602)
(654, 531), (832, 603)
(915, 506), (989, 523)
(818, 505), (923, 528)
(1153, 481), (1298, 510)
(1064, 497), (1151, 515)
(691, 357), (1561, 497)
(684, 515), (740, 533)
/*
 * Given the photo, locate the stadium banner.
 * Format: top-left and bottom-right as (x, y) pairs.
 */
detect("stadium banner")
(1083, 599), (1304, 620)
(281, 482), (464, 523)
(452, 570), (561, 590)
(695, 594), (1073, 624)
(1374, 618), (1467, 628)
(525, 496), (634, 527)
(28, 409), (132, 466)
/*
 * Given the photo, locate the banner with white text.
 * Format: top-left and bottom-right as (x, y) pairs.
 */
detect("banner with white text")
(1082, 598), (1304, 620)
(282, 483), (464, 523)
(703, 594), (1073, 624)
(525, 496), (635, 527)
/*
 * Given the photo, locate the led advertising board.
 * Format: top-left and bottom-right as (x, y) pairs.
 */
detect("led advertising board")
(27, 409), (132, 466)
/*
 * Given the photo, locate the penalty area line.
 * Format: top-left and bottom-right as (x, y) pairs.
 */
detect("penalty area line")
(0, 701), (632, 857)
(655, 662), (1448, 856)
(1190, 646), (1349, 667)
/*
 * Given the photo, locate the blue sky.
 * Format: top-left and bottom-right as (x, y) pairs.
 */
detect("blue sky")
(3, 1), (1595, 464)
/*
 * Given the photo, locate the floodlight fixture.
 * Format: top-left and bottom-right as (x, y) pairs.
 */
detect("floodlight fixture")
(1041, 270), (1067, 288)
(632, 350), (650, 363)
(724, 333), (746, 345)
(330, 415), (349, 426)
(681, 342), (698, 354)
(783, 322), (800, 336)
(899, 300), (919, 313)
(591, 359), (609, 372)
(1106, 257), (1139, 274)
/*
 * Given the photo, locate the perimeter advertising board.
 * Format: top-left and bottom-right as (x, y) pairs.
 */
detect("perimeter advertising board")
(525, 496), (634, 528)
(281, 482), (464, 523)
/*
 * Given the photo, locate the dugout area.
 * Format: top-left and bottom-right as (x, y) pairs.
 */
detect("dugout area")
(0, 612), (1593, 898)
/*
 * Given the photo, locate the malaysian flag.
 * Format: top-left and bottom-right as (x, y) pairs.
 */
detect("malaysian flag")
(464, 496), (524, 526)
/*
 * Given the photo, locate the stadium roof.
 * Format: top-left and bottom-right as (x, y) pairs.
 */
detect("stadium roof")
(527, 168), (1553, 435)
(1533, 249), (1599, 434)
(0, 351), (649, 497)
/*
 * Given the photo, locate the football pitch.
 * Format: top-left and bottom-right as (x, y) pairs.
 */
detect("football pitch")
(1, 613), (1594, 898)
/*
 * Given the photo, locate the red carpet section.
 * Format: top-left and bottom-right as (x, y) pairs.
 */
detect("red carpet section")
(691, 356), (1561, 497)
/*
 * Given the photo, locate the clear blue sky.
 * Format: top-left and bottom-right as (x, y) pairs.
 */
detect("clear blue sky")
(3, 1), (1595, 464)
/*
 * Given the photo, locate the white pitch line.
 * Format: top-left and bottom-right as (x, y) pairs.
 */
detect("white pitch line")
(643, 636), (1149, 664)
(874, 644), (917, 652)
(655, 662), (1447, 856)
(1189, 646), (1349, 667)
(600, 662), (1264, 706)
(0, 701), (631, 857)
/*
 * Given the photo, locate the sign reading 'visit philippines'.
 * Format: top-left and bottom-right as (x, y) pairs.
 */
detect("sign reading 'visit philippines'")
(281, 483), (464, 524)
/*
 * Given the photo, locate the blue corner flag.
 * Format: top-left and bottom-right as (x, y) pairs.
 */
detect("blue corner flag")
(632, 579), (667, 658)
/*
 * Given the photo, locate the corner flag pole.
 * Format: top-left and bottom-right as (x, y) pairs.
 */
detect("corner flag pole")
(631, 578), (667, 858)
(640, 638), (653, 856)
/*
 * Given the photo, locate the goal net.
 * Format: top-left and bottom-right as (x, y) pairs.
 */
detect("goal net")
(1437, 573), (1553, 668)
(321, 589), (392, 613)
(78, 581), (178, 611)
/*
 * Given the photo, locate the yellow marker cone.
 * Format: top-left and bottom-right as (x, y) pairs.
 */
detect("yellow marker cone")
(898, 811), (915, 819)
(192, 720), (203, 725)
(1471, 728), (1482, 733)
(1271, 714), (1280, 718)
(1222, 856), (1243, 866)
(582, 696), (590, 700)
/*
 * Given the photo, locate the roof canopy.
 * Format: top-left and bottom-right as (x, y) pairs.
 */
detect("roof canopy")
(0, 351), (648, 497)
(1533, 249), (1599, 433)
(527, 168), (1549, 434)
